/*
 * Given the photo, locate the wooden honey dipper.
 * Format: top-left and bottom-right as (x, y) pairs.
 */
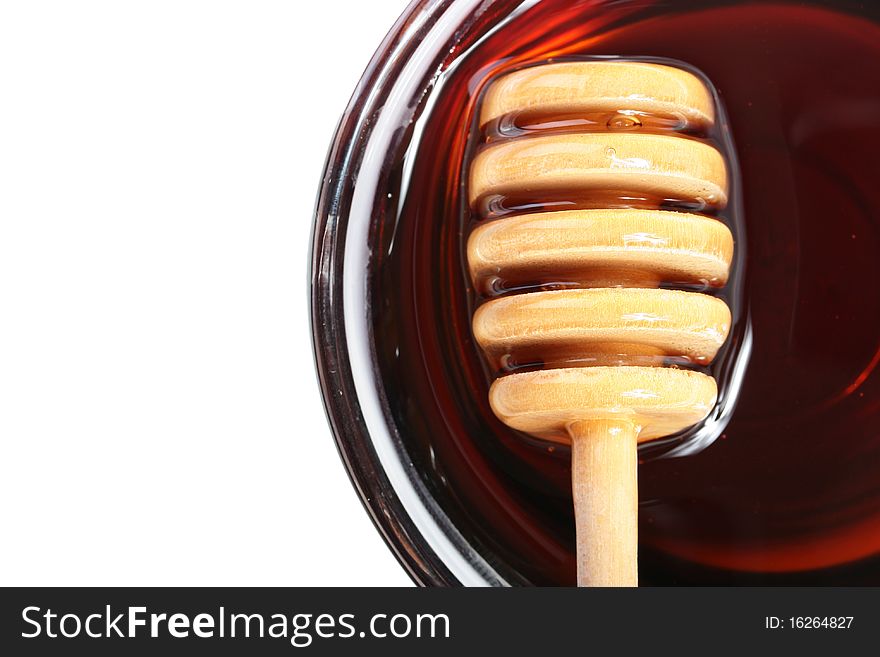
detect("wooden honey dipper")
(466, 61), (734, 586)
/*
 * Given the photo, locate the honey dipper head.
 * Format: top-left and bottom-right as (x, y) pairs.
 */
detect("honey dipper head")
(467, 59), (733, 448)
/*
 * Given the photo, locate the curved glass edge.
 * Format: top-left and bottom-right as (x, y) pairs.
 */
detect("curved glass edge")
(310, 0), (510, 587)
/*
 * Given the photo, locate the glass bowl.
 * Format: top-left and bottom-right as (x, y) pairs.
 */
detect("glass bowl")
(311, 0), (880, 586)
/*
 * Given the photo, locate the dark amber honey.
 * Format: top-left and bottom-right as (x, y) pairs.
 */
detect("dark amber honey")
(371, 0), (880, 584)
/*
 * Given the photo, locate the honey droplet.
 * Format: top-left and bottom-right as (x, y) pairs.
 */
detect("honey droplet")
(607, 113), (643, 130)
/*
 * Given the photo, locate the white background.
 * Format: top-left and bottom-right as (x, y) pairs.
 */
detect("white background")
(0, 0), (412, 586)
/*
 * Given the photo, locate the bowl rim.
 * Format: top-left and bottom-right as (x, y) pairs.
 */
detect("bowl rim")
(309, 0), (508, 587)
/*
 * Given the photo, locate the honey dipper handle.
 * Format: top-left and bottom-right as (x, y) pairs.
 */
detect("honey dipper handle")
(569, 418), (639, 587)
